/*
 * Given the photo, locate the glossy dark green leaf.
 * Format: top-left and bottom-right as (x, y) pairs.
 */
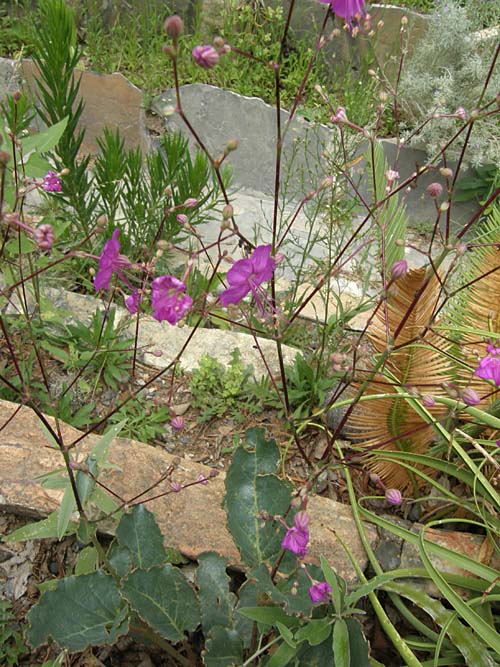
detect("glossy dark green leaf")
(27, 572), (128, 650)
(122, 565), (200, 642)
(116, 505), (165, 569)
(196, 552), (236, 632)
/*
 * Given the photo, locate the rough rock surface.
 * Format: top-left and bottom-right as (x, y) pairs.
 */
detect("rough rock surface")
(0, 399), (377, 582)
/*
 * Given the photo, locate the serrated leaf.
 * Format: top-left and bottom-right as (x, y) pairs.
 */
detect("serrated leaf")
(116, 505), (165, 569)
(333, 619), (350, 667)
(225, 428), (292, 567)
(203, 626), (244, 667)
(75, 547), (99, 575)
(107, 542), (132, 578)
(122, 565), (200, 642)
(27, 572), (128, 651)
(197, 552), (236, 633)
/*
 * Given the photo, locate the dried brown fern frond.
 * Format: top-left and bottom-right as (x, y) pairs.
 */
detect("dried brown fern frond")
(446, 208), (500, 407)
(345, 268), (454, 491)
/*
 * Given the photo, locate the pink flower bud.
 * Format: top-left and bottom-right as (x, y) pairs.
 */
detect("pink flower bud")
(171, 416), (185, 430)
(33, 224), (55, 250)
(164, 15), (184, 39)
(192, 45), (220, 69)
(455, 107), (466, 121)
(331, 107), (348, 124)
(176, 214), (188, 225)
(385, 169), (399, 183)
(390, 259), (408, 280)
(462, 388), (481, 406)
(427, 182), (443, 198)
(422, 395), (435, 408)
(183, 198), (198, 209)
(385, 488), (402, 506)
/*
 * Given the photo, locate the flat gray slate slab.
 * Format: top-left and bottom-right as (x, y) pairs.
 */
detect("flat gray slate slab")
(152, 83), (331, 198)
(0, 399), (377, 581)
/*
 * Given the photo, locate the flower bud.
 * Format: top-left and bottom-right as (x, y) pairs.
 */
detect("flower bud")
(164, 15), (184, 39)
(183, 197), (198, 209)
(222, 204), (233, 220)
(0, 150), (10, 167)
(422, 395), (435, 408)
(225, 138), (239, 152)
(162, 44), (178, 59)
(385, 488), (402, 506)
(213, 35), (225, 49)
(319, 176), (333, 190)
(157, 239), (170, 250)
(427, 182), (443, 198)
(171, 415), (185, 430)
(390, 259), (408, 280)
(439, 167), (453, 178)
(176, 213), (188, 225)
(33, 223), (55, 250)
(455, 107), (466, 121)
(462, 388), (481, 406)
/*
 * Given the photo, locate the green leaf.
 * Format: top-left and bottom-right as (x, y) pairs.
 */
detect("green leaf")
(237, 607), (300, 628)
(320, 556), (344, 616)
(332, 619), (350, 667)
(116, 505), (165, 569)
(224, 428), (292, 566)
(295, 618), (331, 647)
(345, 619), (370, 667)
(27, 572), (128, 651)
(385, 581), (498, 667)
(75, 456), (97, 505)
(296, 635), (334, 666)
(21, 117), (69, 155)
(57, 486), (77, 540)
(196, 552), (236, 633)
(107, 542), (132, 578)
(5, 512), (64, 542)
(267, 640), (297, 667)
(75, 547), (99, 576)
(122, 565), (200, 642)
(277, 621), (296, 649)
(203, 626), (244, 667)
(91, 420), (125, 466)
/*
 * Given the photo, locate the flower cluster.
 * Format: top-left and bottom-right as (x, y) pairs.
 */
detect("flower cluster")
(94, 229), (192, 324)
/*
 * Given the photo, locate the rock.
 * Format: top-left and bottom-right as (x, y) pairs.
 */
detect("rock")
(20, 60), (149, 155)
(0, 399), (377, 582)
(151, 83), (331, 198)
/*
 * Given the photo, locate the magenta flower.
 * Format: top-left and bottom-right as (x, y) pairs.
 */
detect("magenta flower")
(220, 245), (276, 311)
(475, 354), (500, 387)
(192, 45), (220, 69)
(151, 275), (193, 324)
(171, 415), (185, 431)
(42, 171), (62, 193)
(282, 511), (310, 558)
(309, 581), (332, 603)
(33, 223), (54, 250)
(317, 0), (365, 26)
(94, 229), (131, 291)
(125, 290), (140, 315)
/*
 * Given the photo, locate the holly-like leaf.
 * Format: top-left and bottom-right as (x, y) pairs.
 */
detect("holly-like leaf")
(225, 428), (292, 567)
(203, 626), (244, 667)
(122, 565), (200, 642)
(196, 552), (236, 633)
(27, 572), (128, 651)
(116, 505), (165, 570)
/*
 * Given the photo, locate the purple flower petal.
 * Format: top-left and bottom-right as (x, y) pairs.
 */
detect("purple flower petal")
(309, 581), (332, 603)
